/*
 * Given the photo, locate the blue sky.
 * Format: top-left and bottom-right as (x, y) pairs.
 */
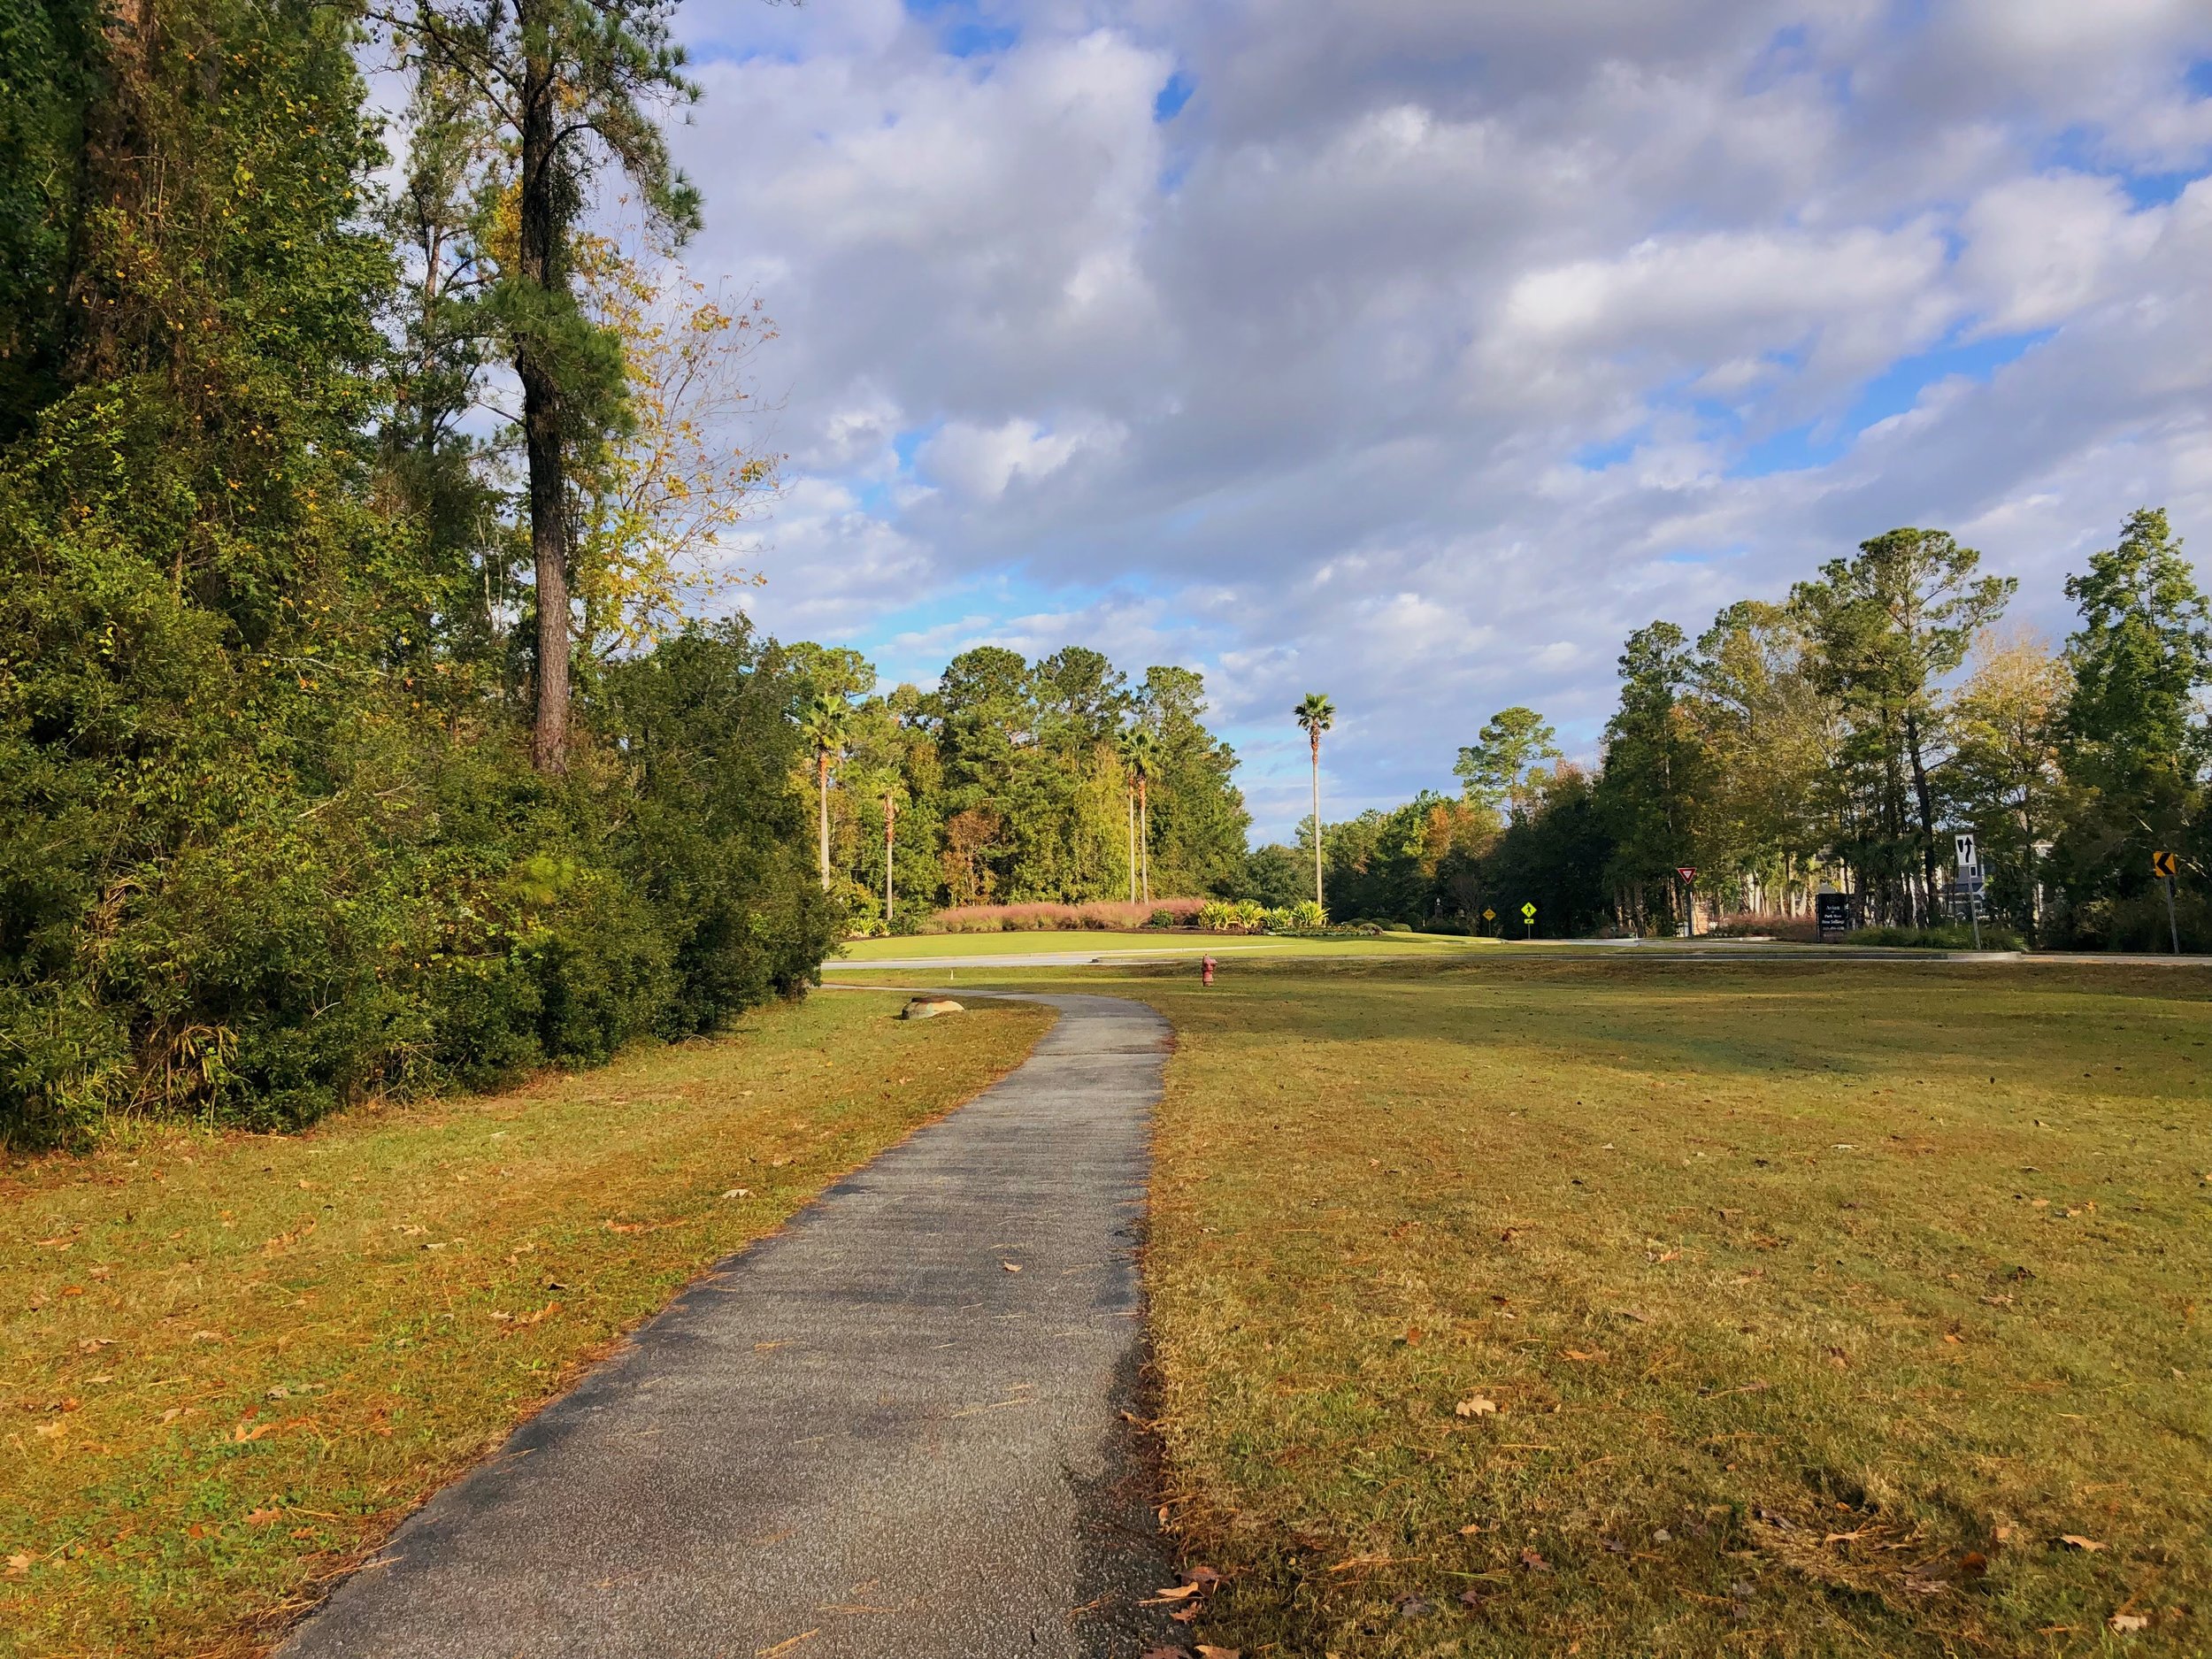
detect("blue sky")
(666, 0), (2212, 839)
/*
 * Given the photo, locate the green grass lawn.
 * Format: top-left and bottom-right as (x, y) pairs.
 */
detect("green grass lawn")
(893, 956), (2212, 1656)
(0, 990), (1048, 1659)
(833, 927), (1497, 961)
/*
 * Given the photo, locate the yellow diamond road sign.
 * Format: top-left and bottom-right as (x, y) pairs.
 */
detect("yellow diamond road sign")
(1520, 902), (1537, 919)
(2153, 849), (2177, 878)
(1481, 907), (1495, 920)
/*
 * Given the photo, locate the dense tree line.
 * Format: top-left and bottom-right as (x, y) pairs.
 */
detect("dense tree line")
(793, 645), (1250, 926)
(1298, 514), (2210, 950)
(0, 0), (831, 1145)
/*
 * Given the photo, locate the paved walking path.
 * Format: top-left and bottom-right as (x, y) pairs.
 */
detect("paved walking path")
(282, 994), (1181, 1659)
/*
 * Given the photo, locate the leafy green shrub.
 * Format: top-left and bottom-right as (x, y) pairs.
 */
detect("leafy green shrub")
(1197, 899), (1267, 933)
(1262, 900), (1325, 933)
(1850, 923), (2027, 952)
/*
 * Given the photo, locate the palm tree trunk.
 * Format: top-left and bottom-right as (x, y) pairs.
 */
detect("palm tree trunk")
(1310, 735), (1323, 911)
(1139, 780), (1150, 903)
(883, 796), (895, 926)
(1126, 790), (1136, 903)
(817, 753), (831, 892)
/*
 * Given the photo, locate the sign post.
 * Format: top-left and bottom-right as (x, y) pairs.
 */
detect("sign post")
(1481, 906), (1496, 937)
(1519, 900), (1536, 941)
(2153, 851), (2180, 955)
(1953, 832), (1983, 951)
(1676, 865), (1697, 939)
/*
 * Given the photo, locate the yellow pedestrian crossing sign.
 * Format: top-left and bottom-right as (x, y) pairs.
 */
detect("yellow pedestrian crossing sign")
(2152, 849), (2177, 878)
(1520, 902), (1536, 920)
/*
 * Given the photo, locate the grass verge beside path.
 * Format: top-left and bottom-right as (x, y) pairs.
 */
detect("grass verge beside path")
(1, 991), (1049, 1659)
(887, 957), (2212, 1656)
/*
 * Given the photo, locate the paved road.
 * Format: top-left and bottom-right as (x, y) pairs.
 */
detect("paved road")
(282, 994), (1182, 1659)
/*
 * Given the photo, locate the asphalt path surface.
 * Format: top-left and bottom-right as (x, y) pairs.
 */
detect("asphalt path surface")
(281, 993), (1182, 1659)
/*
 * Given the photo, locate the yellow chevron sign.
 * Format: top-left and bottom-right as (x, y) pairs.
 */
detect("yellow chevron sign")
(2152, 850), (2177, 879)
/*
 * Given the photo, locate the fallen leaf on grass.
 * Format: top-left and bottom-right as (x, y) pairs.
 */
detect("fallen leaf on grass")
(1326, 1553), (1395, 1572)
(2059, 1535), (2106, 1552)
(232, 1423), (273, 1443)
(77, 1338), (114, 1353)
(1146, 1585), (1201, 1601)
(5, 1552), (30, 1576)
(1195, 1647), (1240, 1659)
(245, 1508), (281, 1525)
(1138, 1649), (1189, 1659)
(1458, 1522), (1485, 1536)
(2111, 1613), (2149, 1633)
(721, 1189), (750, 1200)
(1517, 1547), (1550, 1572)
(1454, 1396), (1499, 1417)
(1560, 1348), (1608, 1364)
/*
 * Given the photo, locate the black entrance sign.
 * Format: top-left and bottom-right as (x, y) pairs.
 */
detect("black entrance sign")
(1816, 892), (1853, 941)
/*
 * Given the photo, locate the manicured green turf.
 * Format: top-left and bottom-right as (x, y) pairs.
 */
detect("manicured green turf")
(833, 927), (1495, 961)
(898, 956), (2212, 1656)
(0, 991), (1049, 1659)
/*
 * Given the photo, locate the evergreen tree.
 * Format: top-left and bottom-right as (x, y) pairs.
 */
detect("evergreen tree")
(2049, 508), (2210, 946)
(1455, 706), (1560, 819)
(383, 0), (701, 772)
(1597, 623), (1709, 933)
(1791, 529), (2014, 923)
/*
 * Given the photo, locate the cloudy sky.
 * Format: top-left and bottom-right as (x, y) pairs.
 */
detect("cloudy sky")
(663, 0), (2212, 841)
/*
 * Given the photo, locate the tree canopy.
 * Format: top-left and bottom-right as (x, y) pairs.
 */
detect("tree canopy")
(1321, 514), (2207, 949)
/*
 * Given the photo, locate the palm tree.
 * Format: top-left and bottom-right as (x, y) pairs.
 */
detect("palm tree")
(1122, 727), (1159, 904)
(796, 694), (849, 892)
(1294, 692), (1335, 911)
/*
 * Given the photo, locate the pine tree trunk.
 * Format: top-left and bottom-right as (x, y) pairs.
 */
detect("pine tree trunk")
(1903, 706), (1939, 922)
(817, 754), (831, 891)
(516, 3), (570, 774)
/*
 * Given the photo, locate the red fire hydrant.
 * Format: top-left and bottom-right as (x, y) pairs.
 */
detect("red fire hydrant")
(1201, 954), (1217, 987)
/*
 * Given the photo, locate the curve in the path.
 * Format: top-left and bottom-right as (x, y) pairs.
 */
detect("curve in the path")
(280, 993), (1181, 1659)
